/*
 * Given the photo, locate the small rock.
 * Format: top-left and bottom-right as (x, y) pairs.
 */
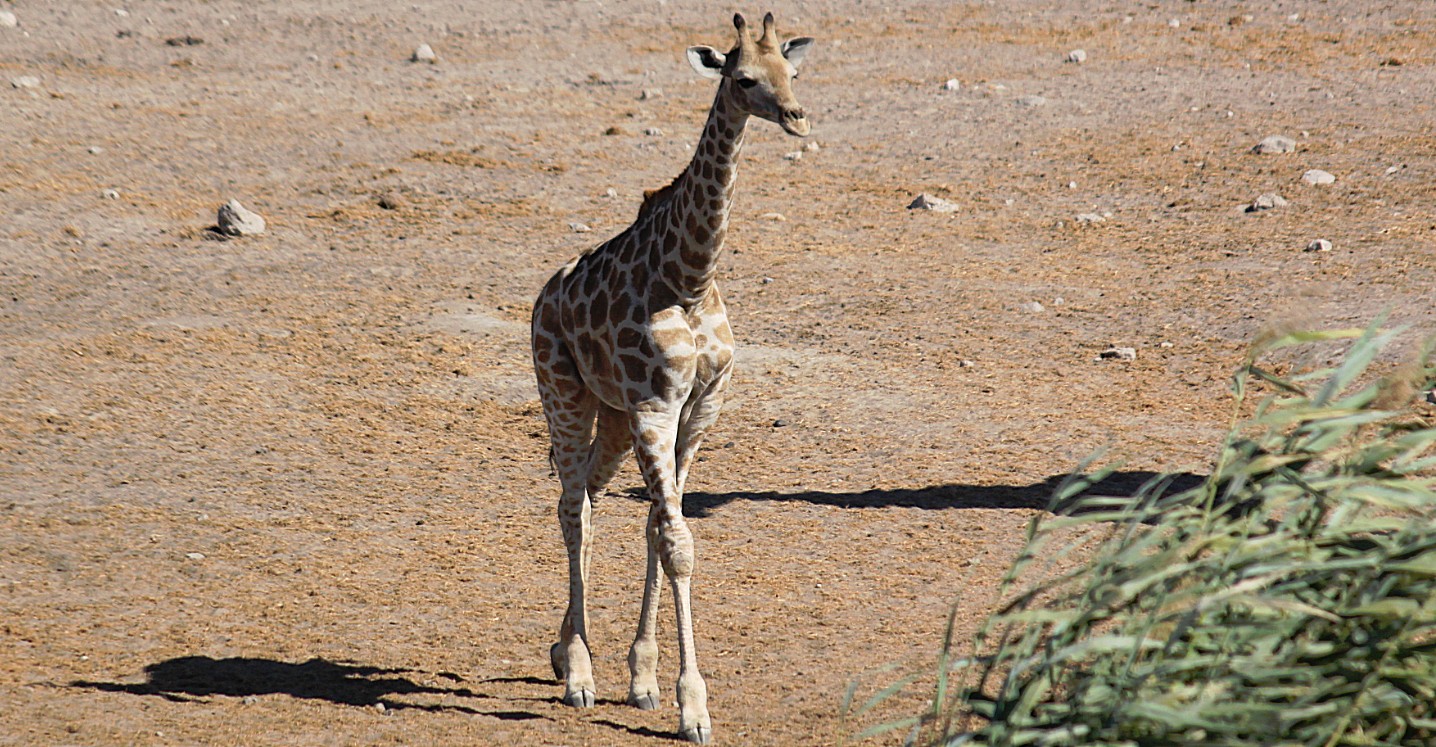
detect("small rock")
(1304, 239), (1333, 253)
(760, 213), (786, 221)
(1252, 135), (1296, 154)
(783, 151), (802, 161)
(1021, 301), (1045, 313)
(306, 53), (320, 62)
(1168, 18), (1182, 28)
(186, 552), (206, 560)
(102, 189), (120, 200)
(374, 702), (386, 712)
(377, 193), (402, 210)
(1100, 347), (1137, 361)
(0, 11), (17, 28)
(760, 277), (774, 284)
(1159, 341), (1174, 349)
(643, 127), (663, 136)
(1385, 165), (1402, 176)
(216, 199), (267, 236)
(165, 35), (204, 46)
(907, 194), (957, 213)
(1074, 213), (1106, 224)
(115, 8), (130, 17)
(803, 141), (820, 152)
(603, 125), (627, 136)
(1066, 49), (1087, 64)
(1053, 296), (1065, 306)
(1301, 169), (1336, 185)
(604, 188), (619, 198)
(87, 146), (104, 155)
(772, 419), (789, 428)
(411, 44), (436, 64)
(639, 88), (664, 100)
(11, 75), (40, 89)
(958, 360), (975, 368)
(1016, 95), (1047, 108)
(569, 222), (591, 233)
(942, 78), (960, 91)
(1246, 193), (1288, 212)
(242, 696), (259, 705)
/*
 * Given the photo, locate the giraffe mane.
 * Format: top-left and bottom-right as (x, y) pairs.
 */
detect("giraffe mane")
(636, 175), (683, 221)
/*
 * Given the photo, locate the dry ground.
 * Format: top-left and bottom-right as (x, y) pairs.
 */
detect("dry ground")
(3, 1), (1435, 745)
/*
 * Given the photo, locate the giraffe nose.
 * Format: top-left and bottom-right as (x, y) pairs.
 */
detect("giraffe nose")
(783, 106), (806, 122)
(780, 107), (810, 136)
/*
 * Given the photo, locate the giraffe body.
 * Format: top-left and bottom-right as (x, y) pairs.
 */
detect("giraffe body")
(530, 12), (813, 744)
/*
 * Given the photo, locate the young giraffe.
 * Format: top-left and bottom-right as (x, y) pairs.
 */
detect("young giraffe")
(530, 12), (814, 744)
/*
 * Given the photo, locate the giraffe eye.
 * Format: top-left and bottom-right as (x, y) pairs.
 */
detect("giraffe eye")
(736, 77), (758, 89)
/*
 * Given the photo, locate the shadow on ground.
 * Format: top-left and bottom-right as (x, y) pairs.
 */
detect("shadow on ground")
(72, 656), (542, 719)
(676, 470), (1207, 517)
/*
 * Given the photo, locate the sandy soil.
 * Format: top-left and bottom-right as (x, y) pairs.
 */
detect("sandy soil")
(3, 1), (1435, 744)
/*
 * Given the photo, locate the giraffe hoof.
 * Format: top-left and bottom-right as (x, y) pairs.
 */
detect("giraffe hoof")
(563, 689), (596, 708)
(681, 726), (712, 745)
(628, 692), (660, 711)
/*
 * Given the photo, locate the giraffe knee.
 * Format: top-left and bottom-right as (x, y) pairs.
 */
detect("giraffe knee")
(656, 518), (695, 578)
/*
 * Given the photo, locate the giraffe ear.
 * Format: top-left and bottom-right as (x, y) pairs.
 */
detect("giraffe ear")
(686, 45), (726, 80)
(781, 37), (814, 67)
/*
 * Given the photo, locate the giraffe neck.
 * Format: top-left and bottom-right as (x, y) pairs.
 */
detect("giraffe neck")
(653, 81), (749, 302)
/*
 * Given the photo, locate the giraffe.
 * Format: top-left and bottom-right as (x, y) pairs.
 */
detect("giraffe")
(529, 11), (814, 745)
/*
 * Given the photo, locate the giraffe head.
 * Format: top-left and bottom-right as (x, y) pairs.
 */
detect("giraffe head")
(686, 12), (815, 137)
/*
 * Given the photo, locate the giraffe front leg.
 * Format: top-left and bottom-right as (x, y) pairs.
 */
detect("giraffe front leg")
(554, 484), (597, 708)
(629, 410), (712, 744)
(626, 510), (662, 711)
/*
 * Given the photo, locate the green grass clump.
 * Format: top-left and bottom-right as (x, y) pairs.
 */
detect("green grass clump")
(853, 322), (1436, 747)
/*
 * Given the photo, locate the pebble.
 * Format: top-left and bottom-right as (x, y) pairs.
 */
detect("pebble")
(412, 44), (436, 64)
(907, 193), (957, 213)
(1066, 49), (1087, 64)
(760, 277), (775, 284)
(639, 88), (664, 100)
(1016, 95), (1047, 108)
(186, 552), (206, 560)
(1305, 239), (1333, 253)
(1100, 347), (1137, 361)
(760, 212), (786, 221)
(1021, 301), (1045, 313)
(0, 11), (16, 28)
(1301, 169), (1336, 185)
(604, 188), (619, 198)
(942, 78), (960, 91)
(803, 141), (820, 152)
(643, 127), (664, 136)
(1246, 193), (1288, 212)
(569, 222), (591, 233)
(1074, 213), (1106, 224)
(88, 146), (104, 155)
(1251, 135), (1296, 154)
(772, 419), (789, 428)
(11, 75), (40, 89)
(377, 193), (402, 210)
(783, 151), (802, 161)
(958, 360), (975, 368)
(102, 189), (120, 200)
(216, 199), (267, 236)
(242, 696), (259, 705)
(1385, 165), (1402, 176)
(1159, 341), (1174, 349)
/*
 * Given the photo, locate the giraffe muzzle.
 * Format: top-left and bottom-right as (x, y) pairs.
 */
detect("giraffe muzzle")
(780, 108), (810, 137)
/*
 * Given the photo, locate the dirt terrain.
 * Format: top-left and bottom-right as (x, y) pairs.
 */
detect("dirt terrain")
(3, 1), (1435, 744)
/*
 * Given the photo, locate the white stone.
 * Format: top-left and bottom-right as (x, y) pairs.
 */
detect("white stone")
(1305, 239), (1333, 253)
(783, 151), (802, 161)
(216, 199), (266, 236)
(411, 44), (436, 63)
(102, 189), (120, 200)
(1066, 49), (1087, 64)
(1016, 95), (1047, 108)
(569, 222), (591, 233)
(942, 78), (960, 91)
(643, 127), (664, 136)
(1021, 301), (1045, 313)
(907, 194), (957, 213)
(0, 11), (16, 28)
(186, 552), (206, 560)
(1246, 193), (1288, 212)
(604, 188), (618, 198)
(639, 88), (664, 100)
(1252, 135), (1296, 154)
(1301, 169), (1336, 185)
(88, 146), (104, 155)
(803, 141), (820, 152)
(1100, 347), (1137, 361)
(115, 8), (130, 17)
(1074, 213), (1106, 224)
(1385, 165), (1402, 175)
(11, 75), (39, 89)
(760, 212), (786, 221)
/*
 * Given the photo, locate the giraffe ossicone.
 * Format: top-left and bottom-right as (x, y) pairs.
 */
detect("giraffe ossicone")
(529, 10), (815, 745)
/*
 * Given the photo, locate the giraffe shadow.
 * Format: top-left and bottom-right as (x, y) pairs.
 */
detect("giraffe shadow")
(678, 470), (1207, 518)
(70, 656), (543, 720)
